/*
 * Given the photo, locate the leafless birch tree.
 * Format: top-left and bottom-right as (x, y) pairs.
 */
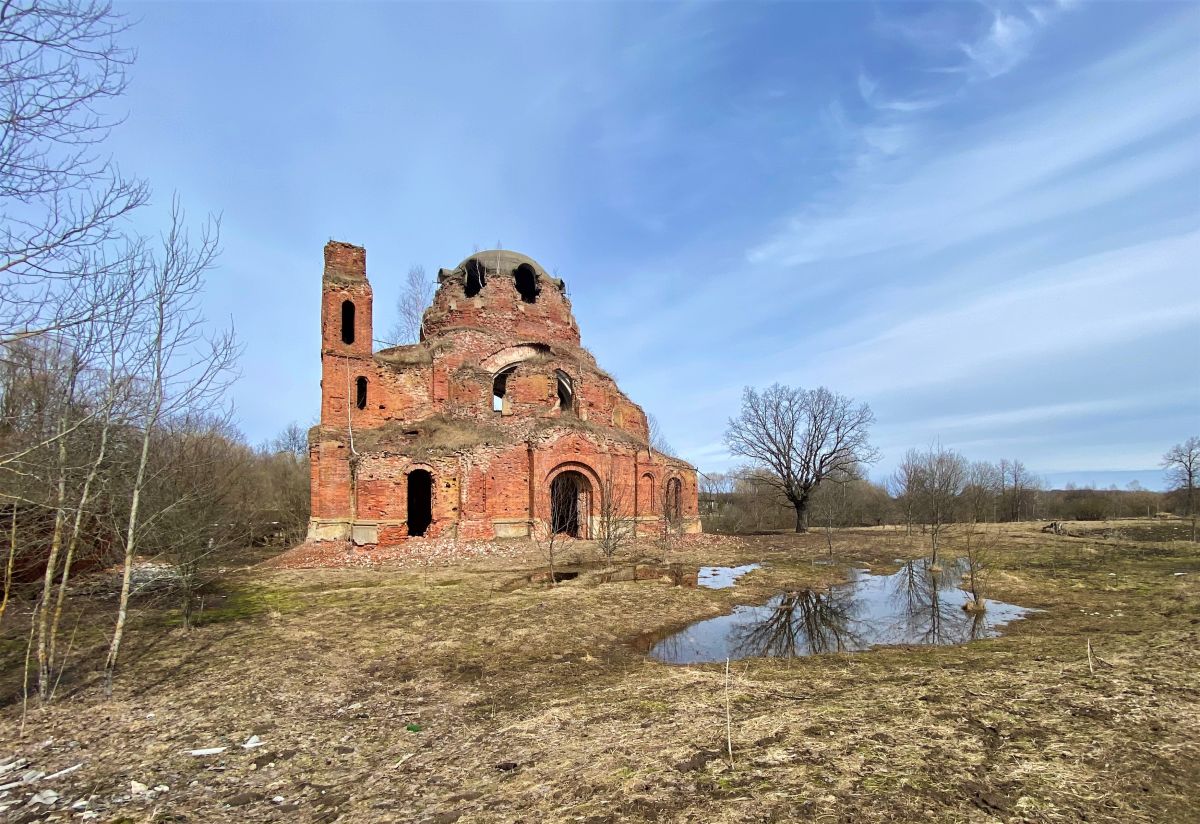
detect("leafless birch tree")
(103, 201), (236, 693)
(385, 265), (434, 345)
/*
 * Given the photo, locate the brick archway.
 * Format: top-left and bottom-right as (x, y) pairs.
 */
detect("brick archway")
(545, 461), (601, 539)
(480, 343), (552, 375)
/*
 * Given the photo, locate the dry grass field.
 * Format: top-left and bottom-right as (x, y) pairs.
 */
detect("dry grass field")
(1, 520), (1198, 823)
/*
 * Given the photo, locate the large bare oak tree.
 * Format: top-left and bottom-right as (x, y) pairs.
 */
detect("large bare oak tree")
(724, 384), (878, 533)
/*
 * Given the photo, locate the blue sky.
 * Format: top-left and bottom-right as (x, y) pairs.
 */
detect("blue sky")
(107, 1), (1198, 489)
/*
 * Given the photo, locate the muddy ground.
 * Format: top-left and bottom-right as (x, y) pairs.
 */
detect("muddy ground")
(1, 520), (1198, 823)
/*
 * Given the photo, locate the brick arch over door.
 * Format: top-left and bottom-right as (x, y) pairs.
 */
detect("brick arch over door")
(544, 461), (602, 539)
(544, 461), (603, 498)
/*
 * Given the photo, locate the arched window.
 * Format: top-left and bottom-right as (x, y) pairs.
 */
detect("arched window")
(492, 365), (516, 414)
(640, 472), (656, 514)
(515, 263), (539, 303)
(355, 376), (367, 410)
(464, 258), (486, 297)
(555, 370), (573, 414)
(665, 477), (682, 521)
(407, 469), (433, 537)
(340, 300), (355, 344)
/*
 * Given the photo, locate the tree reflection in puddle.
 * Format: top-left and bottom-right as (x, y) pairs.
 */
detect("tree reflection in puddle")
(645, 558), (1033, 664)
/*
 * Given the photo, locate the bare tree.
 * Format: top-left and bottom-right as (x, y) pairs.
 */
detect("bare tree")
(149, 416), (250, 629)
(256, 421), (311, 545)
(596, 466), (636, 564)
(647, 413), (675, 457)
(385, 265), (433, 346)
(724, 384), (878, 533)
(998, 459), (1040, 522)
(960, 521), (994, 612)
(1163, 436), (1199, 542)
(890, 450), (924, 537)
(0, 506), (14, 622)
(272, 421), (309, 460)
(104, 200), (237, 693)
(33, 265), (141, 699)
(698, 471), (737, 533)
(1, 0), (148, 346)
(531, 488), (574, 586)
(810, 465), (859, 554)
(963, 460), (1002, 523)
(911, 444), (967, 564)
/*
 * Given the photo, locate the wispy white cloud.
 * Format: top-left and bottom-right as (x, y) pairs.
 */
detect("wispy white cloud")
(875, 1), (1070, 80)
(843, 1), (1074, 176)
(912, 395), (1180, 436)
(794, 230), (1200, 397)
(857, 70), (950, 114)
(748, 23), (1200, 267)
(960, 8), (1039, 78)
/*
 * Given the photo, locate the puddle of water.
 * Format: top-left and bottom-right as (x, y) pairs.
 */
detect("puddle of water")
(696, 563), (761, 589)
(643, 558), (1035, 664)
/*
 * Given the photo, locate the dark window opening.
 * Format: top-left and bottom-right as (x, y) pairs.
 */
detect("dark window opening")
(551, 470), (591, 538)
(407, 469), (433, 537)
(665, 477), (683, 521)
(515, 263), (539, 303)
(556, 370), (573, 413)
(340, 300), (356, 344)
(492, 365), (515, 413)
(465, 258), (486, 297)
(355, 376), (367, 410)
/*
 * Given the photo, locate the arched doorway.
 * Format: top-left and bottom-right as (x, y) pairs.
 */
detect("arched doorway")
(407, 469), (433, 537)
(550, 471), (592, 538)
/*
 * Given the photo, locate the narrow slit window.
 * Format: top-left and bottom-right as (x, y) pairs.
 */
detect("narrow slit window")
(341, 300), (355, 344)
(556, 370), (573, 413)
(355, 376), (367, 410)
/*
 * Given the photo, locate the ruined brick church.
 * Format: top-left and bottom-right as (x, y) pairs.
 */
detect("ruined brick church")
(308, 241), (699, 546)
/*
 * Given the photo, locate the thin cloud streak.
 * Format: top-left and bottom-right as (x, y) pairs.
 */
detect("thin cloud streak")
(748, 29), (1199, 266)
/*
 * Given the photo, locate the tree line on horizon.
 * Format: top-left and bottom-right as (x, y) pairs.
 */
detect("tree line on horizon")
(711, 384), (1198, 538)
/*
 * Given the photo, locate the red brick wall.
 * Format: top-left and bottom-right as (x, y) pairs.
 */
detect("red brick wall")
(309, 242), (700, 544)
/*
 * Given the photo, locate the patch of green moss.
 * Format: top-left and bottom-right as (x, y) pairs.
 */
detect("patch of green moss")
(193, 585), (304, 626)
